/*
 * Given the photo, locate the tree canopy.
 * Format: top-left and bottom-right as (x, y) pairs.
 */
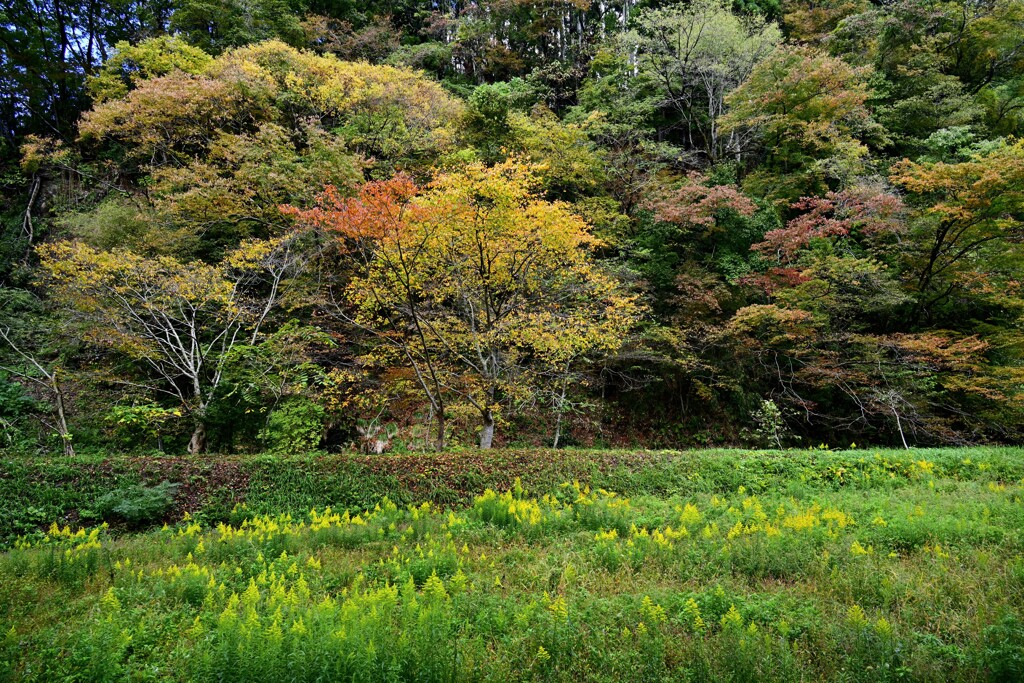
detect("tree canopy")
(3, 0), (1024, 452)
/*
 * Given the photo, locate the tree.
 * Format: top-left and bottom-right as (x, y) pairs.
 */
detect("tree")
(628, 0), (781, 163)
(721, 302), (1018, 444)
(287, 162), (640, 448)
(746, 183), (906, 294)
(720, 45), (879, 200)
(640, 172), (758, 314)
(652, 173), (759, 231)
(571, 48), (666, 217)
(781, 0), (869, 44)
(170, 0), (306, 54)
(79, 39), (464, 171)
(0, 0), (173, 144)
(725, 173), (1024, 444)
(831, 0), (1024, 148)
(0, 324), (75, 456)
(65, 39), (462, 261)
(302, 14), (401, 63)
(891, 139), (1024, 323)
(37, 237), (300, 453)
(220, 321), (335, 452)
(506, 106), (606, 202)
(87, 35), (212, 103)
(752, 185), (904, 263)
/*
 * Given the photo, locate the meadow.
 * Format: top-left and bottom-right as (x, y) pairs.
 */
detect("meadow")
(1, 448), (1023, 682)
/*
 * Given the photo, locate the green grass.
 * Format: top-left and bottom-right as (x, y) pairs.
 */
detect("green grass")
(3, 446), (1024, 545)
(1, 448), (1023, 681)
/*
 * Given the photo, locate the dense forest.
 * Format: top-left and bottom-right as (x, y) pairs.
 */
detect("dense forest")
(2, 0), (1024, 454)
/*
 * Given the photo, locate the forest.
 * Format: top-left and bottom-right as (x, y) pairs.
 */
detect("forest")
(3, 0), (1024, 454)
(4, 3), (1024, 680)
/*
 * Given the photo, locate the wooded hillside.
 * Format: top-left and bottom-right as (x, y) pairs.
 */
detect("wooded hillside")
(3, 0), (1024, 453)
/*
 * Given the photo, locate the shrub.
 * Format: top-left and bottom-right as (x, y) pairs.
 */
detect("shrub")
(259, 397), (327, 453)
(978, 615), (1024, 681)
(92, 480), (179, 528)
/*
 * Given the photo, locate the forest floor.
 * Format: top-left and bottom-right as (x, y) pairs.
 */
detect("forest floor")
(1, 447), (1022, 681)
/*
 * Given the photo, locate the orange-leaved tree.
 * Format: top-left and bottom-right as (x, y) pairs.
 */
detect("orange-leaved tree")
(891, 139), (1024, 324)
(286, 161), (641, 448)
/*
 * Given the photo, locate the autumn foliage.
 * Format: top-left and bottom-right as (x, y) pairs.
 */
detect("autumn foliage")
(287, 162), (640, 448)
(5, 0), (1024, 452)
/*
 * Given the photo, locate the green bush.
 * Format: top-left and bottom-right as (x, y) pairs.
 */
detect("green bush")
(0, 373), (39, 451)
(91, 480), (179, 528)
(259, 397), (326, 453)
(979, 615), (1024, 681)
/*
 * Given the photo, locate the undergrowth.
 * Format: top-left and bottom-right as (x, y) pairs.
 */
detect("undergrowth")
(1, 449), (1023, 681)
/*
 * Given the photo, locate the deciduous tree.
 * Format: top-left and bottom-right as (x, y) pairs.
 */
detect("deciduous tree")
(38, 236), (300, 453)
(720, 45), (879, 200)
(288, 162), (640, 448)
(891, 139), (1024, 323)
(628, 0), (781, 163)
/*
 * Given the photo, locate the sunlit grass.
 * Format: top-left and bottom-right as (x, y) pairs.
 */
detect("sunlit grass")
(2, 452), (1023, 681)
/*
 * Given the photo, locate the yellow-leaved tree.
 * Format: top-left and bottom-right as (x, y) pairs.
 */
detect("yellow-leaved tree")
(287, 161), (641, 448)
(37, 237), (301, 453)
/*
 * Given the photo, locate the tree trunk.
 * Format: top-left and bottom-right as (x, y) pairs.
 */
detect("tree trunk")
(479, 409), (495, 449)
(51, 374), (74, 458)
(552, 372), (569, 449)
(23, 174), (40, 260)
(435, 408), (446, 451)
(188, 420), (207, 455)
(892, 406), (909, 450)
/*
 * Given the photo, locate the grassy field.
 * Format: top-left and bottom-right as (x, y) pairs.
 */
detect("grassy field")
(1, 447), (1023, 681)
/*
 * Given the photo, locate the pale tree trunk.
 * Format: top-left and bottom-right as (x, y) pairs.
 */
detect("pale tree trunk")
(0, 327), (75, 456)
(23, 174), (40, 260)
(188, 406), (208, 454)
(552, 371), (569, 449)
(892, 406), (909, 450)
(879, 391), (911, 450)
(188, 421), (207, 455)
(479, 409), (495, 449)
(51, 373), (74, 457)
(188, 370), (210, 454)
